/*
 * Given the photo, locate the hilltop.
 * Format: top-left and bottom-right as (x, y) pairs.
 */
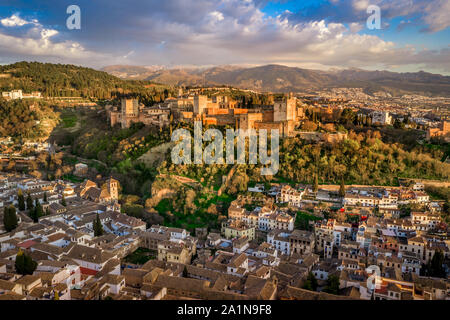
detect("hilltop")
(0, 62), (175, 139)
(102, 65), (165, 80)
(0, 61), (172, 99)
(102, 64), (450, 97)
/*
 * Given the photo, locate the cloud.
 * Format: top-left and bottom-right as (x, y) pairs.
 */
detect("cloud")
(353, 0), (370, 11)
(282, 0), (450, 33)
(0, 13), (113, 65)
(0, 31), (103, 61)
(209, 11), (225, 22)
(349, 22), (364, 33)
(0, 0), (448, 73)
(1, 14), (29, 27)
(40, 28), (58, 40)
(421, 0), (450, 32)
(123, 50), (135, 59)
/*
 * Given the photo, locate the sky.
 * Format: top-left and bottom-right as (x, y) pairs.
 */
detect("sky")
(0, 0), (449, 74)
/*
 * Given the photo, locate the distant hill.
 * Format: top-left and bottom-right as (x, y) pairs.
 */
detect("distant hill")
(102, 65), (165, 80)
(102, 64), (450, 97)
(0, 61), (151, 99)
(4, 61), (448, 98)
(202, 65), (333, 92)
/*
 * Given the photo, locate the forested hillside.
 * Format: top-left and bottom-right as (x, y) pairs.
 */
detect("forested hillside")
(161, 129), (450, 190)
(0, 61), (176, 102)
(104, 64), (450, 97)
(0, 98), (58, 139)
(0, 62), (177, 139)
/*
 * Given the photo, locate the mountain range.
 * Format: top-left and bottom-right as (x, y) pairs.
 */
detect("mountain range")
(101, 64), (450, 97)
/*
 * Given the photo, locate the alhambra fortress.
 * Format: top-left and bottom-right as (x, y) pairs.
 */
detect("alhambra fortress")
(107, 90), (348, 143)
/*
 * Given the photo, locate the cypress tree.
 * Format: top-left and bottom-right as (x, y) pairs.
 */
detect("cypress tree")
(18, 189), (25, 211)
(302, 272), (318, 291)
(323, 274), (340, 295)
(308, 272), (318, 291)
(305, 108), (311, 120)
(30, 207), (38, 223)
(313, 174), (319, 193)
(3, 206), (9, 231)
(93, 215), (97, 234)
(35, 199), (43, 220)
(26, 193), (33, 211)
(428, 250), (445, 278)
(339, 177), (346, 198)
(15, 250), (37, 275)
(94, 213), (104, 237)
(3, 206), (18, 232)
(43, 192), (47, 203)
(61, 195), (66, 207)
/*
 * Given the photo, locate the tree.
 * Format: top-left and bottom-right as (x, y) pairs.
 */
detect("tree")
(43, 192), (47, 203)
(339, 108), (355, 125)
(169, 113), (174, 136)
(443, 201), (449, 215)
(339, 177), (346, 198)
(403, 115), (410, 125)
(30, 207), (38, 223)
(301, 120), (318, 132)
(393, 118), (405, 129)
(3, 206), (18, 232)
(426, 250), (445, 278)
(18, 189), (25, 211)
(313, 174), (319, 193)
(34, 198), (43, 221)
(183, 265), (188, 278)
(323, 274), (340, 295)
(26, 193), (33, 211)
(93, 213), (104, 237)
(302, 272), (318, 291)
(61, 194), (66, 206)
(15, 250), (37, 275)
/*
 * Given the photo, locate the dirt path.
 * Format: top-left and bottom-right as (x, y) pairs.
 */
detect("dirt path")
(137, 142), (174, 168)
(159, 173), (202, 188)
(218, 164), (238, 196)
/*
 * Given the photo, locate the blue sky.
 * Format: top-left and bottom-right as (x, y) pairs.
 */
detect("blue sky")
(0, 0), (448, 74)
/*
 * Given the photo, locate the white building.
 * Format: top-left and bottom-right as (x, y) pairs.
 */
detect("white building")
(372, 111), (392, 125)
(2, 90), (23, 100)
(267, 230), (291, 255)
(277, 185), (304, 208)
(2, 90), (42, 100)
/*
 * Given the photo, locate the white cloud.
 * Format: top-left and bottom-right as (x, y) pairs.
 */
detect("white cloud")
(422, 0), (450, 32)
(0, 31), (100, 60)
(0, 15), (112, 65)
(1, 14), (30, 27)
(145, 2), (446, 72)
(349, 22), (364, 33)
(123, 50), (135, 59)
(209, 11), (224, 22)
(352, 0), (370, 11)
(40, 29), (58, 40)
